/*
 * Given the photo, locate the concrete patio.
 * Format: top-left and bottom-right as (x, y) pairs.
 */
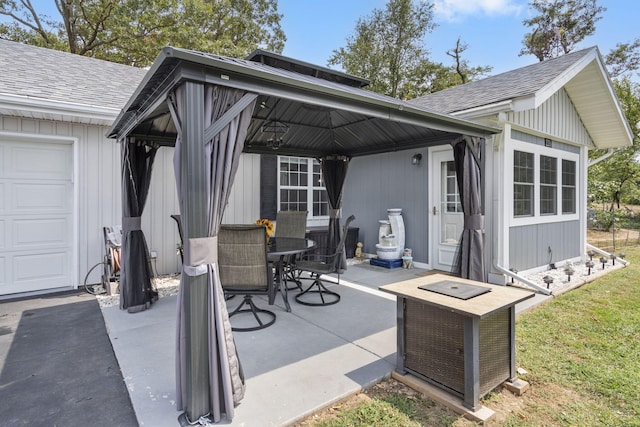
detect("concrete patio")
(100, 262), (552, 426)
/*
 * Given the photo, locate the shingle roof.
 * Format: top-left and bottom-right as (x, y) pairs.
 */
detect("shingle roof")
(410, 48), (595, 114)
(0, 39), (146, 110)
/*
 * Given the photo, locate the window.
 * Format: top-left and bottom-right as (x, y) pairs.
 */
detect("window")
(513, 151), (534, 216)
(279, 156), (328, 217)
(511, 144), (578, 221)
(443, 161), (462, 213)
(562, 159), (576, 214)
(539, 155), (557, 215)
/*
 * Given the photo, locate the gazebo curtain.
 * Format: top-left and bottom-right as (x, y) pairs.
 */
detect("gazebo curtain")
(451, 136), (486, 282)
(320, 155), (350, 273)
(169, 82), (257, 423)
(120, 141), (158, 313)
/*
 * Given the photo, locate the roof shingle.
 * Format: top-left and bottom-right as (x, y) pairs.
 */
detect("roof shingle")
(0, 39), (146, 110)
(410, 48), (595, 113)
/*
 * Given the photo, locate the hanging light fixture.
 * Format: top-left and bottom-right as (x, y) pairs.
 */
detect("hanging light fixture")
(262, 120), (289, 150)
(261, 101), (289, 150)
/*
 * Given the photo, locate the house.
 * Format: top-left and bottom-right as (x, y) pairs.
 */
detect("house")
(343, 47), (632, 286)
(0, 40), (274, 297)
(0, 39), (631, 298)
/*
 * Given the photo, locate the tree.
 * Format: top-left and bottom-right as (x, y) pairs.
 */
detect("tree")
(520, 0), (605, 61)
(0, 0), (285, 67)
(605, 39), (640, 79)
(328, 0), (436, 99)
(445, 37), (492, 85)
(588, 77), (640, 209)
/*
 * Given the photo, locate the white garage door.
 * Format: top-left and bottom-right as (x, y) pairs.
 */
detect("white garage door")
(0, 138), (74, 296)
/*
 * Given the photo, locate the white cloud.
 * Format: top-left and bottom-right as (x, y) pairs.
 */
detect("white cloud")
(433, 0), (525, 21)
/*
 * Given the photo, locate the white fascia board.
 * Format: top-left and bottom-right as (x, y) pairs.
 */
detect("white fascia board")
(535, 49), (598, 108)
(0, 93), (119, 125)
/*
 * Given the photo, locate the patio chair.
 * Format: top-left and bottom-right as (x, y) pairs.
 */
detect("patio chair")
(294, 214), (355, 306)
(219, 224), (277, 331)
(272, 210), (308, 290)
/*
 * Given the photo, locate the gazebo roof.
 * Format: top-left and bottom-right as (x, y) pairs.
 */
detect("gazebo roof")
(107, 47), (499, 157)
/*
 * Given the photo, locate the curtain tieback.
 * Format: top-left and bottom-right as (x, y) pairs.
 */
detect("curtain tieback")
(122, 216), (142, 231)
(183, 236), (218, 277)
(464, 214), (484, 230)
(329, 208), (342, 219)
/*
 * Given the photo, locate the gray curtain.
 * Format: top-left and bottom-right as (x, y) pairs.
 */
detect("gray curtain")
(451, 136), (486, 282)
(321, 155), (350, 273)
(119, 141), (158, 313)
(170, 82), (257, 423)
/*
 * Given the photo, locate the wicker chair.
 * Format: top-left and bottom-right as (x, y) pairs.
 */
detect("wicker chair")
(272, 210), (308, 290)
(219, 224), (276, 331)
(294, 215), (355, 306)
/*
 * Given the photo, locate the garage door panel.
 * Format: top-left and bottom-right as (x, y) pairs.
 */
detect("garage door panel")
(14, 218), (70, 248)
(13, 182), (72, 212)
(0, 251), (70, 294)
(7, 143), (72, 180)
(0, 138), (74, 296)
(14, 251), (68, 281)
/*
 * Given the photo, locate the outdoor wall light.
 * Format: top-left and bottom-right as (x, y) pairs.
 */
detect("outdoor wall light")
(411, 153), (422, 165)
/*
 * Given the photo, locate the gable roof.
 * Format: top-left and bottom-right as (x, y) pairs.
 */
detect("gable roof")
(0, 39), (146, 125)
(411, 47), (633, 149)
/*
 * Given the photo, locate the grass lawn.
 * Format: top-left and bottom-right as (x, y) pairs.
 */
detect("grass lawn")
(296, 247), (640, 426)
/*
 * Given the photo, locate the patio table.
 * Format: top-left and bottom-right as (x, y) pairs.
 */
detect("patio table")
(267, 237), (316, 312)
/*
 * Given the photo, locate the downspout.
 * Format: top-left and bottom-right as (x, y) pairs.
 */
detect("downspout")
(495, 264), (553, 295)
(588, 148), (618, 167)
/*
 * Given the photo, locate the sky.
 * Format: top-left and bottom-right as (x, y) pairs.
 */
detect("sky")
(277, 0), (640, 79)
(9, 1), (640, 80)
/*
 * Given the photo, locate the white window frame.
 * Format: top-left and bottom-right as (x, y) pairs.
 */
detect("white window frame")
(277, 156), (329, 225)
(507, 138), (579, 227)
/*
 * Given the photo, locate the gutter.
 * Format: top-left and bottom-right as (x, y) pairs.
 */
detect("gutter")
(586, 243), (630, 266)
(495, 263), (553, 295)
(0, 93), (120, 124)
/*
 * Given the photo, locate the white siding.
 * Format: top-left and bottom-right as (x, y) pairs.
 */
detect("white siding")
(508, 89), (594, 147)
(0, 116), (261, 289)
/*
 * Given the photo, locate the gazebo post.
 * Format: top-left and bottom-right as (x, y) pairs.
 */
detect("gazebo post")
(179, 81), (211, 419)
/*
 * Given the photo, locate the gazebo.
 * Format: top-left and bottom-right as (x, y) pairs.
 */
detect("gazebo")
(107, 47), (498, 424)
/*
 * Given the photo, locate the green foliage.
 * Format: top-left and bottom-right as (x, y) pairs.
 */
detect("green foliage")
(0, 0), (285, 67)
(520, 0), (606, 61)
(328, 0), (490, 99)
(588, 77), (640, 208)
(605, 38), (640, 79)
(329, 0), (435, 99)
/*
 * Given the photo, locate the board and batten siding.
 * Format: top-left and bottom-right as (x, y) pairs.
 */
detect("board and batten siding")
(507, 88), (594, 148)
(509, 220), (580, 271)
(0, 116), (260, 289)
(342, 148), (429, 263)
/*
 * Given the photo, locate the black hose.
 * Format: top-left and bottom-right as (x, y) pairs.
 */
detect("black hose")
(83, 261), (106, 295)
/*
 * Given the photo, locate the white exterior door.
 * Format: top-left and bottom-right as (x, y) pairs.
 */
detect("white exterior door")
(0, 138), (74, 295)
(430, 148), (463, 272)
